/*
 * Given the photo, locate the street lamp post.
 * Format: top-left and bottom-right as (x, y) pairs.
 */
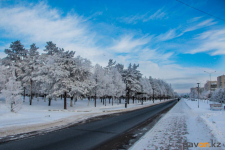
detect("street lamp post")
(197, 83), (200, 108)
(204, 71), (216, 101)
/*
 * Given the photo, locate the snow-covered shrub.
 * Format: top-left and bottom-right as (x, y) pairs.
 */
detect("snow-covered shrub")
(210, 88), (225, 103)
(2, 75), (23, 112)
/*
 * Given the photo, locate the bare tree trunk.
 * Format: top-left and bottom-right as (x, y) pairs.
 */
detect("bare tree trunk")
(87, 97), (90, 106)
(11, 102), (14, 112)
(44, 94), (46, 102)
(64, 92), (67, 109)
(133, 96), (134, 104)
(37, 93), (39, 102)
(127, 92), (130, 104)
(48, 98), (51, 106)
(112, 96), (114, 106)
(103, 97), (104, 105)
(70, 97), (73, 107)
(23, 87), (25, 102)
(105, 98), (106, 106)
(74, 96), (78, 105)
(30, 79), (32, 105)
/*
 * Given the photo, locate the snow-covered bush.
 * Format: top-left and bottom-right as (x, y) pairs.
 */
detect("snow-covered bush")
(210, 88), (225, 103)
(2, 75), (23, 112)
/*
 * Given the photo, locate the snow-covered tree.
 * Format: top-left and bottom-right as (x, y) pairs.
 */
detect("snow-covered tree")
(139, 77), (152, 104)
(121, 63), (142, 105)
(43, 41), (61, 56)
(110, 67), (126, 99)
(92, 64), (107, 107)
(202, 90), (210, 99)
(20, 43), (39, 104)
(69, 56), (94, 107)
(2, 71), (23, 112)
(2, 41), (29, 91)
(210, 88), (225, 103)
(149, 76), (156, 102)
(0, 40), (177, 110)
(190, 89), (198, 99)
(3, 40), (28, 65)
(35, 48), (94, 109)
(0, 64), (11, 92)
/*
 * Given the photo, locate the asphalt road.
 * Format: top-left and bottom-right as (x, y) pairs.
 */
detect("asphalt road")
(0, 100), (177, 150)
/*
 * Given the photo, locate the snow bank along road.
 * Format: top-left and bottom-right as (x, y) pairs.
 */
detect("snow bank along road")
(0, 100), (177, 150)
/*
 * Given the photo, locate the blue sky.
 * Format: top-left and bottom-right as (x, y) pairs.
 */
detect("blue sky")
(0, 0), (225, 93)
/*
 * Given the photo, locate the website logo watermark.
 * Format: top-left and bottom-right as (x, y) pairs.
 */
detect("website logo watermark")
(183, 140), (222, 149)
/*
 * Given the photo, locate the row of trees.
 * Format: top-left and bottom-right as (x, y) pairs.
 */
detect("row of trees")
(0, 41), (177, 112)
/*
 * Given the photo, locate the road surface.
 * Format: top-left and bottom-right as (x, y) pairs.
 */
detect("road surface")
(0, 100), (177, 150)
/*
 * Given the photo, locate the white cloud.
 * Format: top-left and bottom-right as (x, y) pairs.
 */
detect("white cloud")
(183, 19), (216, 33)
(187, 16), (202, 23)
(121, 9), (167, 24)
(122, 14), (143, 24)
(188, 28), (225, 55)
(143, 9), (166, 22)
(137, 48), (173, 63)
(156, 29), (177, 41)
(138, 61), (217, 93)
(156, 19), (217, 41)
(0, 2), (111, 66)
(110, 34), (151, 53)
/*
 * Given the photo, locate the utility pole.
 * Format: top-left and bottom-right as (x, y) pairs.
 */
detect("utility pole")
(197, 83), (200, 108)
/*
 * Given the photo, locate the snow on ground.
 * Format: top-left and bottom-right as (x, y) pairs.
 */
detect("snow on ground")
(185, 98), (225, 147)
(130, 99), (225, 150)
(0, 94), (170, 138)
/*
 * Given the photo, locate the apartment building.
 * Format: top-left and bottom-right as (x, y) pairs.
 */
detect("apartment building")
(204, 81), (217, 91)
(217, 75), (225, 88)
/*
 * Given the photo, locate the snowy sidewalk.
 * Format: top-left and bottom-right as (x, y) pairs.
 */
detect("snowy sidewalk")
(130, 99), (224, 150)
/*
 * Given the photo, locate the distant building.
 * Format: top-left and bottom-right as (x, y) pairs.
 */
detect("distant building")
(190, 87), (204, 93)
(190, 87), (196, 93)
(204, 81), (217, 91)
(190, 87), (204, 98)
(217, 75), (225, 88)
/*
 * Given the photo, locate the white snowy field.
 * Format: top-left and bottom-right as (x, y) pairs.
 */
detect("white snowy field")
(0, 94), (170, 138)
(130, 99), (225, 150)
